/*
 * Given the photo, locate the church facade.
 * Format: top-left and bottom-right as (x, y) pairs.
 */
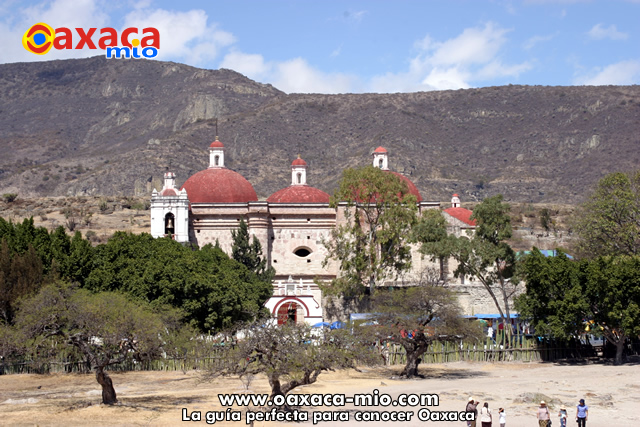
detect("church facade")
(151, 137), (483, 324)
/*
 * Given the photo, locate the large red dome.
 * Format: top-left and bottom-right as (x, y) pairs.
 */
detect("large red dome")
(267, 185), (330, 203)
(388, 171), (422, 202)
(181, 168), (257, 203)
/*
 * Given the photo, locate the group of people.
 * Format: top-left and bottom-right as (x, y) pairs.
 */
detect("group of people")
(538, 399), (589, 427)
(465, 398), (506, 427)
(465, 397), (589, 427)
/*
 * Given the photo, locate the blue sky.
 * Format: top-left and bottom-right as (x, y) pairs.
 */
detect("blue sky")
(2, 0), (639, 93)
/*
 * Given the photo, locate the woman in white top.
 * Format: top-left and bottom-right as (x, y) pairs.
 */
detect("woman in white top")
(480, 402), (492, 427)
(498, 407), (506, 427)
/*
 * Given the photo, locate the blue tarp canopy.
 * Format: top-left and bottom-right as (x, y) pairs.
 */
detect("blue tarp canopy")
(518, 249), (573, 259)
(312, 322), (330, 328)
(330, 321), (346, 329)
(467, 314), (520, 319)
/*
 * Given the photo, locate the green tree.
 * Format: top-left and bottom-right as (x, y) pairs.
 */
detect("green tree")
(231, 219), (275, 283)
(539, 208), (553, 232)
(517, 250), (640, 364)
(370, 268), (482, 378)
(451, 195), (520, 342)
(575, 170), (640, 257)
(412, 208), (457, 281)
(515, 249), (586, 340)
(15, 282), (170, 404)
(323, 166), (418, 296)
(85, 232), (272, 331)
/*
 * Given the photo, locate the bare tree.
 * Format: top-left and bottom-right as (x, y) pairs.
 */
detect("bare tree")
(203, 318), (379, 405)
(369, 268), (482, 378)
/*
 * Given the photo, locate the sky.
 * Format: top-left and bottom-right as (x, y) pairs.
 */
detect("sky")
(1, 0), (639, 94)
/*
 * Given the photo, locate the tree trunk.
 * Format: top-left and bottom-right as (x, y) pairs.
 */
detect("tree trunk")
(96, 367), (117, 405)
(614, 337), (626, 365)
(402, 349), (421, 378)
(268, 373), (284, 400)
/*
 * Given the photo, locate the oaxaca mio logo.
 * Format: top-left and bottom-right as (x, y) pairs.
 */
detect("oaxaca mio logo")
(22, 23), (160, 59)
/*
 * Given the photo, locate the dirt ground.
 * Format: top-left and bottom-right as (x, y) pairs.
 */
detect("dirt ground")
(1, 360), (638, 426)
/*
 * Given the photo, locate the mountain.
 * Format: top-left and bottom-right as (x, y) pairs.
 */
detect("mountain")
(1, 56), (638, 204)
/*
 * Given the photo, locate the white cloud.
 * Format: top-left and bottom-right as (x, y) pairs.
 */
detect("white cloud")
(221, 51), (355, 94)
(369, 23), (530, 92)
(220, 51), (269, 79)
(273, 58), (354, 94)
(123, 8), (234, 65)
(523, 33), (556, 50)
(587, 23), (628, 41)
(428, 23), (510, 67)
(575, 60), (640, 85)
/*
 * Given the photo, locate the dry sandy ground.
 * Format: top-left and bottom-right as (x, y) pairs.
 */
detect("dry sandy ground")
(1, 361), (638, 426)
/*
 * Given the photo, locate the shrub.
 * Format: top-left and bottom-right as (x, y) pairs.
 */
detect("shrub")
(2, 193), (18, 203)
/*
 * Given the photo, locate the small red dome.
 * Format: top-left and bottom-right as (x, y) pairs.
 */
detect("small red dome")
(453, 193), (459, 197)
(209, 139), (225, 148)
(373, 146), (388, 153)
(291, 157), (307, 166)
(267, 185), (330, 203)
(181, 168), (257, 203)
(388, 171), (422, 202)
(159, 188), (178, 196)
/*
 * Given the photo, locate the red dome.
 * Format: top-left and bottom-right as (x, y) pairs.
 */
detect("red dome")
(453, 193), (459, 197)
(209, 139), (225, 148)
(291, 157), (307, 166)
(181, 168), (257, 203)
(267, 185), (330, 203)
(374, 146), (388, 153)
(159, 188), (177, 196)
(388, 171), (422, 202)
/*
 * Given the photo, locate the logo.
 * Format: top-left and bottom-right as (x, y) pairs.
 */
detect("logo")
(22, 22), (55, 55)
(22, 23), (160, 59)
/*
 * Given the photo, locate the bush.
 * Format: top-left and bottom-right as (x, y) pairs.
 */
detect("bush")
(2, 193), (18, 203)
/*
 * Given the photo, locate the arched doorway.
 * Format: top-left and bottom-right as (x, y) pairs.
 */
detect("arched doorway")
(276, 301), (306, 325)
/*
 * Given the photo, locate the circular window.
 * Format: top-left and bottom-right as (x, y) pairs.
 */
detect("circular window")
(294, 247), (312, 257)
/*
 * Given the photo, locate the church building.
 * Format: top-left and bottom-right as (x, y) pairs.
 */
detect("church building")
(151, 137), (480, 324)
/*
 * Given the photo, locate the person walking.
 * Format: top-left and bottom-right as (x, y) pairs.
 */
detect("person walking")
(498, 407), (506, 427)
(537, 401), (551, 427)
(480, 402), (492, 427)
(466, 397), (478, 427)
(558, 405), (568, 427)
(576, 399), (589, 427)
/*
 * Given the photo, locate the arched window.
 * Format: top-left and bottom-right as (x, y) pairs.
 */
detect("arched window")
(164, 213), (175, 236)
(379, 159), (383, 168)
(297, 172), (302, 184)
(214, 155), (220, 166)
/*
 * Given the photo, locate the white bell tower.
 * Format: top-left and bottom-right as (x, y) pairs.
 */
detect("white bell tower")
(451, 193), (461, 208)
(209, 137), (225, 168)
(150, 171), (190, 243)
(291, 155), (307, 186)
(372, 146), (389, 170)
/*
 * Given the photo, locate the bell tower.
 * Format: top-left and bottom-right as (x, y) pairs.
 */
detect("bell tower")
(372, 146), (389, 170)
(150, 171), (190, 243)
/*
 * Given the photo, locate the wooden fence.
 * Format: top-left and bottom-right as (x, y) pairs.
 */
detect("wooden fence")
(2, 338), (637, 375)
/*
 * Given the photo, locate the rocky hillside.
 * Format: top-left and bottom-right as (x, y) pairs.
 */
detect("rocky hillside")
(0, 56), (638, 204)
